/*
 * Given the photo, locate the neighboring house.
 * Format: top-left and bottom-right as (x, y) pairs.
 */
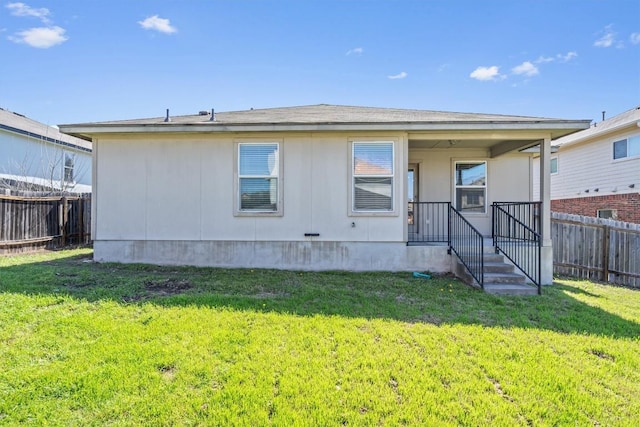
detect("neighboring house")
(0, 108), (91, 192)
(60, 104), (589, 288)
(533, 106), (640, 223)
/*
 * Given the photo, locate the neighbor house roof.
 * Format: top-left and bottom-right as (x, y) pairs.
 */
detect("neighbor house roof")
(59, 104), (591, 141)
(0, 107), (92, 152)
(552, 106), (640, 148)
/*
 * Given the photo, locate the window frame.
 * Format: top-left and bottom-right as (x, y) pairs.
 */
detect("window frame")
(349, 139), (397, 216)
(234, 140), (283, 216)
(550, 156), (558, 174)
(453, 160), (488, 215)
(62, 152), (76, 188)
(597, 209), (617, 220)
(613, 135), (640, 161)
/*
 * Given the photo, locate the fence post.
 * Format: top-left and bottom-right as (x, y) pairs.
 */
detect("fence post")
(61, 197), (68, 247)
(78, 197), (84, 244)
(602, 225), (610, 282)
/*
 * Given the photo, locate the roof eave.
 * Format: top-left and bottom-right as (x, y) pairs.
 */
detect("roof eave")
(60, 120), (592, 139)
(554, 119), (640, 149)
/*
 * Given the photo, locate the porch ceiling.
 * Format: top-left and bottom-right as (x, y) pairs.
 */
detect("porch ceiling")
(407, 126), (587, 157)
(408, 137), (541, 157)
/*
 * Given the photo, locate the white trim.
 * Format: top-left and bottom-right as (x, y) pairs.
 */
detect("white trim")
(612, 134), (640, 162)
(349, 139), (397, 216)
(453, 160), (488, 215)
(60, 120), (592, 137)
(233, 139), (284, 217)
(550, 156), (559, 175)
(62, 151), (77, 189)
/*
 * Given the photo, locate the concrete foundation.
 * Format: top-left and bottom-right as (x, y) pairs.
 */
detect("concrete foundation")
(94, 240), (453, 272)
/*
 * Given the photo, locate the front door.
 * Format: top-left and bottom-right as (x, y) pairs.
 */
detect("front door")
(408, 164), (419, 240)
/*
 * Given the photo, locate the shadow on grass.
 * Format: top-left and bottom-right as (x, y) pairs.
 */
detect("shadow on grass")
(553, 283), (602, 298)
(1, 251), (639, 339)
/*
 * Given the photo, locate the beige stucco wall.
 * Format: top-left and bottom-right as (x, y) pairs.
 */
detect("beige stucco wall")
(92, 132), (538, 271)
(93, 132), (407, 243)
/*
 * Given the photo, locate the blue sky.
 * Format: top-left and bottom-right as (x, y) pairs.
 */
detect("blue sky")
(1, 0), (638, 126)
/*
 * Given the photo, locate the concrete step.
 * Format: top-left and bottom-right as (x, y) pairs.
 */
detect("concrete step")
(483, 271), (526, 284)
(484, 283), (538, 296)
(482, 253), (505, 262)
(484, 261), (515, 274)
(452, 248), (539, 295)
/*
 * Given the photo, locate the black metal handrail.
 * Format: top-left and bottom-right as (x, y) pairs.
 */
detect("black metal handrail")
(449, 205), (484, 289)
(408, 202), (451, 244)
(492, 203), (542, 294)
(492, 201), (541, 236)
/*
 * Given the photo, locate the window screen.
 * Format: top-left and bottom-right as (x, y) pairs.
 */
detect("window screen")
(455, 161), (486, 213)
(353, 142), (394, 211)
(238, 143), (279, 211)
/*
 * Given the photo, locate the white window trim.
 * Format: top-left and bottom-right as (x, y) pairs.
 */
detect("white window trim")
(62, 151), (76, 188)
(453, 160), (488, 215)
(348, 139), (398, 217)
(612, 135), (640, 162)
(233, 140), (284, 217)
(550, 156), (559, 175)
(597, 209), (618, 220)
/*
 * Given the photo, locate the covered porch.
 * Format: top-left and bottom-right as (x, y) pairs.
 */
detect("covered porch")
(404, 131), (558, 291)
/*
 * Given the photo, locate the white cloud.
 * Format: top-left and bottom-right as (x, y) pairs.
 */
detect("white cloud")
(534, 51), (577, 65)
(6, 2), (51, 23)
(8, 25), (67, 48)
(594, 25), (615, 47)
(534, 56), (554, 64)
(470, 66), (502, 81)
(346, 47), (363, 56)
(631, 33), (640, 45)
(558, 51), (578, 62)
(387, 71), (407, 80)
(512, 61), (539, 77)
(138, 15), (177, 34)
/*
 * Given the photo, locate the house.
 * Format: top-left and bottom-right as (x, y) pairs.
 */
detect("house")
(533, 106), (640, 223)
(60, 105), (590, 292)
(0, 108), (92, 192)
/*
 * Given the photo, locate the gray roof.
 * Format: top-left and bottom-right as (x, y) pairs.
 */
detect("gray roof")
(67, 104), (586, 125)
(59, 104), (591, 141)
(0, 107), (92, 152)
(553, 106), (640, 148)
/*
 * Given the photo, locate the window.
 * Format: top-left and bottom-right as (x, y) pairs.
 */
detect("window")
(352, 141), (394, 212)
(613, 135), (640, 160)
(550, 157), (558, 174)
(63, 153), (75, 184)
(238, 143), (279, 212)
(455, 161), (486, 213)
(597, 209), (617, 220)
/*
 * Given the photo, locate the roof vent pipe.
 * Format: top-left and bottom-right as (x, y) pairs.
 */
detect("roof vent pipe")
(164, 108), (171, 122)
(209, 108), (215, 122)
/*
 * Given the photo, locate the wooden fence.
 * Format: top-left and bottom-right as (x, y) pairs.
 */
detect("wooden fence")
(0, 190), (91, 254)
(551, 212), (640, 288)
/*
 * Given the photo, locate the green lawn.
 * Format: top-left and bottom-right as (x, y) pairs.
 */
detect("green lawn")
(1, 248), (639, 426)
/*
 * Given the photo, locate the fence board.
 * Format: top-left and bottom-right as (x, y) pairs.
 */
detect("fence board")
(0, 190), (91, 254)
(551, 212), (640, 288)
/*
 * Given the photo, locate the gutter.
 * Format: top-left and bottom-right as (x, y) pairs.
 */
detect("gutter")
(555, 113), (640, 148)
(1, 123), (92, 152)
(59, 120), (592, 139)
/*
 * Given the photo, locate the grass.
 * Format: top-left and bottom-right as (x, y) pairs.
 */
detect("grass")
(1, 248), (639, 426)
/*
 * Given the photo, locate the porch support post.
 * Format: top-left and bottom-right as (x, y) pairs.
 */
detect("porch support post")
(539, 136), (553, 285)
